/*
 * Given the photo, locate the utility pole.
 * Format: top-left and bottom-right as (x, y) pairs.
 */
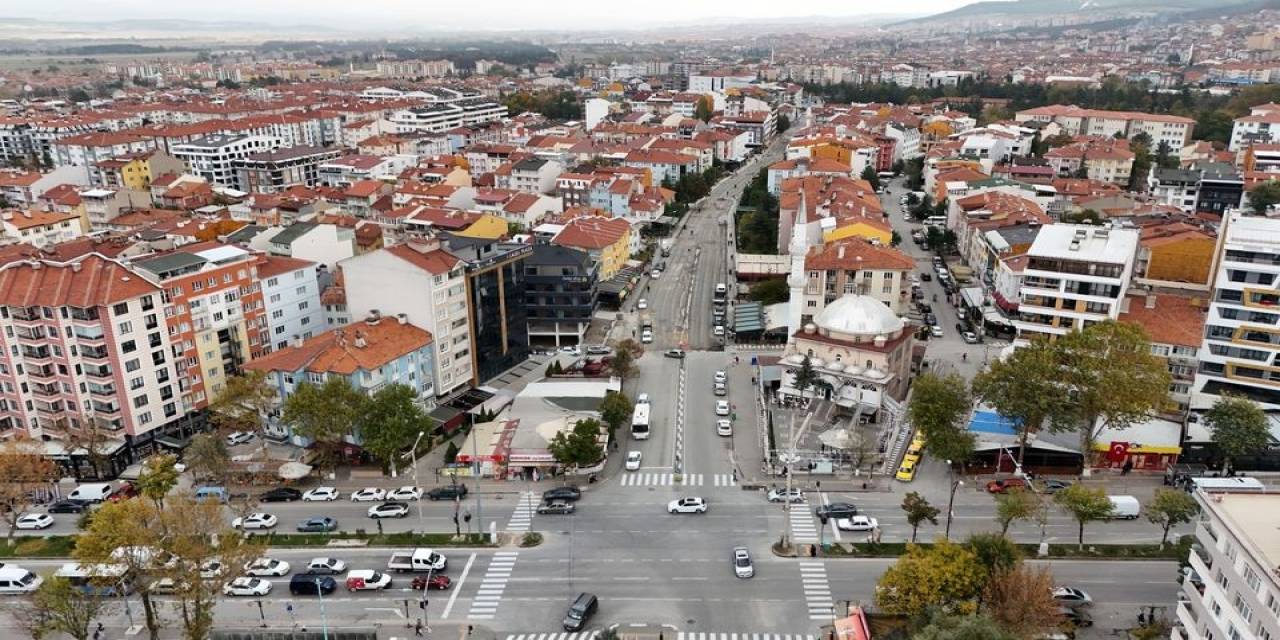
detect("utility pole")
(943, 460), (964, 541)
(411, 430), (426, 533)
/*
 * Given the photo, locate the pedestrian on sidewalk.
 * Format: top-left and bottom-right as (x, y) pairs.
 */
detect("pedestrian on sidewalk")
(415, 618), (424, 637)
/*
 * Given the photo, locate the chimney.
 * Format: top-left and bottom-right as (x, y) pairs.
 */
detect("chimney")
(366, 309), (381, 325)
(290, 334), (304, 348)
(353, 332), (367, 348)
(71, 262), (82, 273)
(1145, 293), (1157, 309)
(397, 313), (408, 325)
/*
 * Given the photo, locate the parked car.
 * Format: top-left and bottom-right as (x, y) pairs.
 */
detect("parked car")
(15, 513), (53, 530)
(259, 488), (302, 503)
(542, 486), (582, 502)
(243, 558), (291, 577)
(367, 502), (410, 519)
(411, 574), (452, 590)
(585, 345), (611, 355)
(1038, 479), (1073, 494)
(835, 515), (879, 532)
(667, 497), (708, 514)
(47, 500), (87, 514)
(986, 478), (1029, 494)
(814, 503), (859, 520)
(715, 400), (730, 416)
(929, 325), (944, 338)
(732, 547), (754, 579)
(350, 488), (387, 502)
(536, 500), (576, 515)
(387, 486), (423, 501)
(296, 517), (337, 533)
(225, 431), (255, 446)
(714, 382), (727, 396)
(920, 272), (932, 282)
(664, 349), (686, 359)
(231, 513), (278, 530)
(767, 488), (804, 503)
(302, 487), (339, 502)
(896, 456), (919, 482)
(637, 299), (648, 310)
(1052, 587), (1093, 608)
(224, 577), (271, 597)
(426, 485), (468, 501)
(714, 370), (727, 383)
(107, 482), (138, 503)
(716, 419), (733, 436)
(559, 345), (582, 357)
(304, 558), (347, 575)
(962, 331), (980, 344)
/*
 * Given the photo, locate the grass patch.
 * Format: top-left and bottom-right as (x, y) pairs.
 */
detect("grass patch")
(821, 537), (1191, 560)
(0, 536), (79, 557)
(247, 532), (493, 547)
(519, 533), (543, 548)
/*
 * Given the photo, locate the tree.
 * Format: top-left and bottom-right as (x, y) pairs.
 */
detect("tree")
(548, 418), (604, 473)
(1146, 488), (1199, 548)
(994, 489), (1038, 535)
(207, 372), (276, 461)
(282, 377), (365, 469)
(965, 532), (1021, 579)
(748, 278), (790, 305)
(614, 338), (644, 360)
(913, 612), (1018, 640)
(777, 114), (791, 132)
(905, 157), (925, 190)
(1195, 109), (1234, 144)
(1056, 321), (1169, 469)
(972, 337), (1077, 469)
(608, 348), (639, 385)
(136, 453), (180, 511)
(891, 230), (902, 247)
(1248, 180), (1280, 214)
(908, 373), (975, 468)
(160, 495), (264, 640)
(901, 492), (940, 543)
(860, 165), (881, 191)
(792, 354), (818, 400)
(0, 437), (59, 545)
(981, 564), (1063, 639)
(598, 391), (634, 442)
(359, 383), (431, 476)
(694, 95), (714, 122)
(1205, 395), (1271, 474)
(183, 433), (230, 485)
(18, 576), (116, 640)
(1055, 484), (1114, 549)
(64, 418), (118, 480)
(875, 540), (986, 615)
(73, 499), (165, 640)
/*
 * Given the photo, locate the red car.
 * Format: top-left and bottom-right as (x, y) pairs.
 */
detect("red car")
(985, 478), (1028, 494)
(411, 574), (451, 591)
(108, 482), (139, 502)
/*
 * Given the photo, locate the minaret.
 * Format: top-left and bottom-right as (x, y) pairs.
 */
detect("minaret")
(786, 189), (811, 336)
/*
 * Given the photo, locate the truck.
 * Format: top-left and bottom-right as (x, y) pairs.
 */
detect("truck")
(1105, 495), (1141, 520)
(386, 549), (447, 574)
(68, 483), (115, 503)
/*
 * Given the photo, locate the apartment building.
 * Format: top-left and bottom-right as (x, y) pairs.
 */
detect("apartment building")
(52, 132), (159, 186)
(257, 255), (324, 353)
(132, 244), (266, 411)
(389, 100), (507, 134)
(797, 237), (915, 321)
(171, 134), (282, 188)
(341, 240), (473, 398)
(1014, 224), (1138, 342)
(1014, 105), (1195, 149)
(1118, 292), (1206, 417)
(0, 255), (185, 456)
(0, 209), (84, 248)
(524, 244), (599, 348)
(1175, 491), (1280, 640)
(1191, 213), (1280, 410)
(1148, 167), (1202, 214)
(234, 145), (343, 193)
(445, 236), (532, 384)
(1228, 102), (1280, 151)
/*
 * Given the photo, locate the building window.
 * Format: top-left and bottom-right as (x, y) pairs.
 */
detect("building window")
(112, 302), (129, 316)
(1233, 594), (1253, 624)
(132, 395), (149, 408)
(118, 321), (133, 334)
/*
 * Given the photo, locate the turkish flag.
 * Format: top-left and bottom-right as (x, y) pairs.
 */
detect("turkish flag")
(1108, 441), (1130, 462)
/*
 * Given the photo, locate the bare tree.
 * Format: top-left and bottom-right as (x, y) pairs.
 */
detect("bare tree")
(0, 437), (59, 545)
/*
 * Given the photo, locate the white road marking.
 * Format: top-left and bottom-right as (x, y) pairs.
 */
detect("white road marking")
(440, 552), (475, 620)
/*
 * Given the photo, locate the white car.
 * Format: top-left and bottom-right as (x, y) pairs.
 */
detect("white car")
(243, 558), (291, 577)
(15, 513), (53, 530)
(200, 560), (226, 579)
(231, 513), (278, 530)
(387, 486), (423, 501)
(714, 370), (727, 383)
(716, 420), (733, 436)
(641, 330), (653, 344)
(962, 331), (980, 344)
(625, 451), (642, 471)
(835, 515), (879, 532)
(715, 400), (730, 416)
(651, 269), (662, 279)
(637, 298), (648, 310)
(767, 488), (804, 503)
(668, 497), (708, 514)
(302, 486), (339, 502)
(560, 345), (581, 357)
(345, 569), (392, 591)
(367, 502), (410, 519)
(930, 326), (944, 338)
(350, 488), (387, 502)
(713, 325), (725, 337)
(223, 577), (271, 597)
(733, 546), (754, 579)
(225, 431), (255, 446)
(305, 557), (348, 575)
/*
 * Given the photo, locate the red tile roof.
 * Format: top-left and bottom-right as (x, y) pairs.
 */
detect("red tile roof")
(0, 254), (157, 307)
(245, 316), (433, 376)
(553, 217), (630, 250)
(385, 242), (461, 275)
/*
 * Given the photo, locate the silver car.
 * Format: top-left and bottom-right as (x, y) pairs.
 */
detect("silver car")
(733, 547), (754, 579)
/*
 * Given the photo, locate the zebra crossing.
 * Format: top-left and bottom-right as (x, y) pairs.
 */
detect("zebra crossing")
(467, 551), (518, 620)
(506, 492), (537, 532)
(799, 561), (835, 621)
(505, 633), (816, 640)
(618, 472), (737, 487)
(787, 502), (819, 543)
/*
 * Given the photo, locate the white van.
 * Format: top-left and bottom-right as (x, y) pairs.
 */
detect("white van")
(923, 216), (948, 228)
(0, 564), (42, 594)
(1107, 495), (1141, 519)
(68, 483), (114, 503)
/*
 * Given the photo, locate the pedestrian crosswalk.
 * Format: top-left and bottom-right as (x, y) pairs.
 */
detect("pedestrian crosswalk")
(788, 502), (819, 543)
(618, 472), (737, 487)
(799, 561), (835, 621)
(506, 633), (816, 640)
(506, 492), (537, 532)
(468, 551), (518, 620)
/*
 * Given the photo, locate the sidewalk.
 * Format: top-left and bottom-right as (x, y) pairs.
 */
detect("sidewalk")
(91, 619), (501, 640)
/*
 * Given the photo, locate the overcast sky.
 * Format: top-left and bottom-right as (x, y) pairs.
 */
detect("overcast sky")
(6, 0), (979, 30)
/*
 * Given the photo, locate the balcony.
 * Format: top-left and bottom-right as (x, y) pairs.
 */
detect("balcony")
(80, 345), (110, 361)
(73, 326), (106, 342)
(90, 401), (120, 415)
(33, 400), (65, 417)
(10, 308), (41, 325)
(84, 364), (113, 379)
(20, 346), (52, 362)
(87, 383), (116, 397)
(30, 383), (59, 398)
(27, 365), (55, 379)
(14, 326), (47, 342)
(91, 416), (124, 431)
(68, 307), (100, 324)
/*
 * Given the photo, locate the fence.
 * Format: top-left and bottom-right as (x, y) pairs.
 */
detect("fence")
(213, 630), (377, 640)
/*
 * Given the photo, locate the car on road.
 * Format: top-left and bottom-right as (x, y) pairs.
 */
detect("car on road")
(714, 370), (727, 383)
(664, 349), (685, 359)
(715, 400), (730, 416)
(767, 488), (804, 503)
(290, 574), (337, 596)
(713, 325), (725, 337)
(815, 503), (859, 520)
(895, 456), (918, 482)
(559, 345), (582, 357)
(920, 272), (932, 282)
(259, 487), (302, 502)
(1052, 587), (1093, 608)
(304, 558), (347, 575)
(732, 547), (754, 579)
(1038, 479), (1073, 494)
(650, 269), (662, 279)
(243, 558), (291, 577)
(543, 486), (582, 502)
(641, 330), (653, 344)
(835, 515), (879, 532)
(411, 574), (452, 590)
(625, 451), (642, 471)
(302, 486), (339, 501)
(387, 486), (423, 501)
(585, 345), (611, 355)
(536, 500), (576, 515)
(667, 497), (708, 514)
(716, 419), (733, 436)
(15, 513), (53, 530)
(296, 516), (337, 533)
(714, 382), (727, 396)
(350, 488), (387, 502)
(47, 500), (87, 514)
(231, 513), (278, 530)
(367, 502), (410, 519)
(929, 325), (944, 338)
(426, 485), (468, 501)
(986, 477), (1029, 494)
(224, 577), (271, 597)
(345, 569), (392, 591)
(637, 298), (648, 310)
(225, 431), (255, 446)
(962, 331), (980, 344)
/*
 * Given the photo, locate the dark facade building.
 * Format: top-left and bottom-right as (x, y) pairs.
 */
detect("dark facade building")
(524, 244), (599, 347)
(1195, 162), (1244, 217)
(444, 235), (532, 383)
(234, 145), (343, 193)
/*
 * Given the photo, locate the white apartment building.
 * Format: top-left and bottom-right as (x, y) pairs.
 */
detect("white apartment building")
(884, 124), (922, 161)
(171, 134), (282, 188)
(1175, 491), (1280, 640)
(1014, 224), (1138, 342)
(389, 100), (507, 134)
(1228, 103), (1280, 151)
(340, 240), (473, 398)
(257, 255), (324, 353)
(1191, 213), (1280, 410)
(687, 73), (756, 93)
(0, 209), (83, 248)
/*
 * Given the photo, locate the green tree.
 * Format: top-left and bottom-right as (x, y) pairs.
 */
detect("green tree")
(1248, 180), (1280, 214)
(1204, 395), (1271, 474)
(1195, 109), (1234, 144)
(548, 418), (604, 473)
(1055, 484), (1114, 549)
(18, 576), (115, 640)
(913, 612), (1018, 640)
(792, 354), (818, 400)
(748, 278), (790, 305)
(860, 165), (881, 191)
(183, 433), (230, 485)
(282, 377), (366, 469)
(902, 491), (940, 543)
(608, 347), (639, 385)
(161, 495), (264, 640)
(136, 453), (180, 511)
(777, 113), (791, 132)
(965, 532), (1021, 579)
(891, 230), (902, 247)
(905, 156), (924, 190)
(73, 499), (165, 639)
(908, 373), (975, 468)
(598, 391), (634, 442)
(1146, 488), (1199, 548)
(875, 540), (986, 615)
(972, 338), (1077, 469)
(694, 95), (714, 122)
(993, 490), (1038, 535)
(207, 371), (275, 444)
(359, 383), (431, 476)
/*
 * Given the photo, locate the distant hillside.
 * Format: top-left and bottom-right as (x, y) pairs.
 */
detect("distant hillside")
(894, 0), (1261, 26)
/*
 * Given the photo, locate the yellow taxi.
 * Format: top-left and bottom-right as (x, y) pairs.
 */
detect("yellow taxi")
(907, 435), (925, 457)
(895, 454), (919, 482)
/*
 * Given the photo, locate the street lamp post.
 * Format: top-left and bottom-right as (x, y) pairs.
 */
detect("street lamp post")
(315, 578), (330, 640)
(411, 430), (425, 533)
(943, 459), (964, 541)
